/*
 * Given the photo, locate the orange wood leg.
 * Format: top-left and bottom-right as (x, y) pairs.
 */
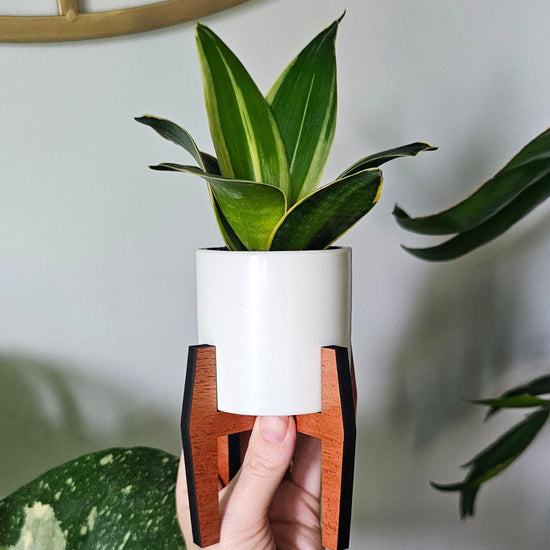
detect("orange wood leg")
(181, 344), (356, 550)
(181, 345), (255, 547)
(296, 346), (356, 550)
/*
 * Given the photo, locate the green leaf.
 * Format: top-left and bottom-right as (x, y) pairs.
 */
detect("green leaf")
(394, 127), (550, 235)
(494, 375), (550, 399)
(135, 115), (219, 173)
(484, 374), (550, 419)
(0, 447), (185, 549)
(473, 395), (550, 409)
(401, 171), (550, 260)
(152, 163), (286, 250)
(266, 16), (341, 204)
(338, 142), (437, 178)
(210, 196), (247, 251)
(452, 409), (548, 471)
(136, 115), (245, 250)
(431, 408), (550, 518)
(195, 22), (291, 198)
(269, 168), (382, 250)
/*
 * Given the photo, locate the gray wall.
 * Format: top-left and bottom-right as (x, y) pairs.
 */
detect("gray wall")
(2, 0), (550, 547)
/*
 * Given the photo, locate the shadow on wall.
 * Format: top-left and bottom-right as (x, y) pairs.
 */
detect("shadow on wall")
(0, 354), (180, 499)
(389, 205), (550, 447)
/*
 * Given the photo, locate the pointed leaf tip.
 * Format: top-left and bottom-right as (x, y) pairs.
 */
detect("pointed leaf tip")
(472, 395), (550, 409)
(430, 480), (465, 493)
(340, 142), (437, 180)
(393, 204), (409, 218)
(267, 14), (340, 203)
(483, 374), (550, 418)
(195, 19), (290, 197)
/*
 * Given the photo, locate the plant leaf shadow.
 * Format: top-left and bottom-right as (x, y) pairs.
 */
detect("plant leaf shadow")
(389, 203), (550, 447)
(0, 353), (179, 499)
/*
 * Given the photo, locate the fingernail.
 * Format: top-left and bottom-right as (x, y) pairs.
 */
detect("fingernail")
(260, 416), (289, 444)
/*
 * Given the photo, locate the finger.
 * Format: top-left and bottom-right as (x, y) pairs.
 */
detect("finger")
(223, 416), (296, 528)
(239, 430), (252, 463)
(290, 433), (322, 498)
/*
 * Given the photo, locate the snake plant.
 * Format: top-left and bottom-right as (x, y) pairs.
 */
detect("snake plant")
(137, 15), (435, 250)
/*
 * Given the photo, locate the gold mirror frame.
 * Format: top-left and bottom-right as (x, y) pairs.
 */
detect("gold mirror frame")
(0, 0), (250, 42)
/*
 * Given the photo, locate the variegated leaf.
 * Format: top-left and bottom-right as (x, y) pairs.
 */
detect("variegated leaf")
(196, 22), (291, 199)
(136, 114), (245, 249)
(266, 16), (341, 204)
(338, 142), (437, 178)
(0, 447), (184, 549)
(269, 168), (382, 250)
(152, 163), (286, 250)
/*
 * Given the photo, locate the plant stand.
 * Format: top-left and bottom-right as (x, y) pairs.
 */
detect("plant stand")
(181, 344), (357, 550)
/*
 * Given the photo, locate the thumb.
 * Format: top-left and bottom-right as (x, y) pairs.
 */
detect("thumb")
(223, 416), (296, 527)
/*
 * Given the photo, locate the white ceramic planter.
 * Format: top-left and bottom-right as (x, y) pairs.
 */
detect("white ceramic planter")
(196, 247), (352, 415)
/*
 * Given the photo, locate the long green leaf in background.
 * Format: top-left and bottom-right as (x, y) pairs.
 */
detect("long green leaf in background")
(401, 171), (550, 260)
(152, 163), (286, 250)
(338, 142), (437, 178)
(196, 22), (291, 199)
(431, 408), (550, 518)
(0, 447), (185, 549)
(136, 115), (245, 250)
(432, 372), (550, 519)
(269, 168), (382, 250)
(473, 395), (550, 409)
(394, 127), (550, 235)
(266, 15), (340, 204)
(483, 375), (550, 419)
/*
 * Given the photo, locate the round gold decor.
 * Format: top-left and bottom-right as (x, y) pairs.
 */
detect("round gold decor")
(0, 0), (251, 42)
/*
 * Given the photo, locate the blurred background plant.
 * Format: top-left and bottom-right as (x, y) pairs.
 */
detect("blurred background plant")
(395, 127), (550, 518)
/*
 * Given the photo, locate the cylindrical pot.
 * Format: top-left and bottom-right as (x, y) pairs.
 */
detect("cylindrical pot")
(196, 247), (352, 415)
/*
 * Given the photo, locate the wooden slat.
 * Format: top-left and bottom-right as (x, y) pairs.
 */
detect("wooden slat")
(0, 0), (250, 42)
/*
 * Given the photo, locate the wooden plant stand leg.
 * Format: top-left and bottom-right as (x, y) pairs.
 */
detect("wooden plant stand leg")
(296, 346), (357, 550)
(181, 345), (255, 547)
(181, 344), (357, 550)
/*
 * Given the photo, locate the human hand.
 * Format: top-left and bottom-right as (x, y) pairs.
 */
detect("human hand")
(176, 415), (322, 550)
